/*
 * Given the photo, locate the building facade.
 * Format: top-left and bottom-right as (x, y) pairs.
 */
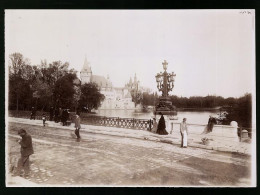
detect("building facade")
(80, 57), (146, 110)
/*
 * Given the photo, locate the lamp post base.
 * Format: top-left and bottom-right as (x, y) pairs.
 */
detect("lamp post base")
(154, 97), (177, 116)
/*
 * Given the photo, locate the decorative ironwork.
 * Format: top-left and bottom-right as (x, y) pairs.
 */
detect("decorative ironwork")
(80, 115), (153, 131)
(155, 60), (176, 97)
(154, 60), (177, 115)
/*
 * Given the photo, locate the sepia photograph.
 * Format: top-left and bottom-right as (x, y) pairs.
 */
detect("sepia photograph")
(5, 9), (256, 187)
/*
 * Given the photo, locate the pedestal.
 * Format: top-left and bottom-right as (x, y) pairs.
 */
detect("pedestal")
(154, 96), (178, 133)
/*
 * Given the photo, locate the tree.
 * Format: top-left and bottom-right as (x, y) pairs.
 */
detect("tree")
(33, 60), (76, 109)
(79, 83), (105, 111)
(9, 76), (32, 110)
(225, 93), (252, 128)
(53, 73), (80, 109)
(142, 92), (157, 106)
(9, 53), (33, 110)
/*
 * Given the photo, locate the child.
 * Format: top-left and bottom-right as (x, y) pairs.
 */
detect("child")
(42, 113), (46, 127)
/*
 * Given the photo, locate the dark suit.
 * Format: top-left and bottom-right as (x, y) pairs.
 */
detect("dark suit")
(16, 133), (34, 176)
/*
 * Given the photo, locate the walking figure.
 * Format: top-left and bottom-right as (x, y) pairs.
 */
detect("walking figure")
(30, 107), (36, 120)
(42, 113), (46, 127)
(14, 129), (34, 177)
(180, 118), (189, 148)
(74, 112), (81, 140)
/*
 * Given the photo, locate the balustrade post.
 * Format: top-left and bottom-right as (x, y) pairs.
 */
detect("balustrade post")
(117, 117), (120, 127)
(239, 126), (242, 142)
(133, 118), (135, 129)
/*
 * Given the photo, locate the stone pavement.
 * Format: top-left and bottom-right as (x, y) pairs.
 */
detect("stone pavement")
(6, 173), (39, 187)
(7, 123), (253, 186)
(8, 117), (253, 155)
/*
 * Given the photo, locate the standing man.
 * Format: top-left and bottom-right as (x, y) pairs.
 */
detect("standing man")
(180, 118), (188, 148)
(54, 107), (59, 123)
(61, 109), (66, 126)
(49, 106), (54, 121)
(15, 129), (34, 177)
(74, 112), (81, 140)
(152, 117), (157, 133)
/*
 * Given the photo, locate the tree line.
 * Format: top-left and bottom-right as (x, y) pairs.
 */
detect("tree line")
(8, 52), (104, 112)
(142, 92), (252, 128)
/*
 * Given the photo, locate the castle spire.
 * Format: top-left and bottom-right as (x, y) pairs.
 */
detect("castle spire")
(134, 73), (137, 83)
(82, 56), (92, 73)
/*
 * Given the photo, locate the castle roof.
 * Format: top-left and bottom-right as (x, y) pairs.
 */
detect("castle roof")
(125, 91), (132, 98)
(91, 75), (112, 88)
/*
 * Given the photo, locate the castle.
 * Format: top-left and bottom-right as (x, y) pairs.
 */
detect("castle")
(80, 57), (148, 110)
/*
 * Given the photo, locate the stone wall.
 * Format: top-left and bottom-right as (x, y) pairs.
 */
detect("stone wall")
(163, 115), (240, 142)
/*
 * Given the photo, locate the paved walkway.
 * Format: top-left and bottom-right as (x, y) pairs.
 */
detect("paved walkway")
(8, 117), (253, 155)
(7, 123), (253, 186)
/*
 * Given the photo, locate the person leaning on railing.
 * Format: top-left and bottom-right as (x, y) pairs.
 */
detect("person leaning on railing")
(207, 115), (217, 132)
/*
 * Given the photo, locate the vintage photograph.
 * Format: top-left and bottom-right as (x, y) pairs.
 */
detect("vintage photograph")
(5, 9), (256, 187)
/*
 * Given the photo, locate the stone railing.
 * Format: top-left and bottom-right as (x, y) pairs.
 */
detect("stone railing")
(80, 115), (153, 130)
(8, 110), (253, 142)
(8, 110), (153, 131)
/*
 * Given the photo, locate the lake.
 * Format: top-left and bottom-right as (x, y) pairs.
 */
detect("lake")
(94, 109), (220, 125)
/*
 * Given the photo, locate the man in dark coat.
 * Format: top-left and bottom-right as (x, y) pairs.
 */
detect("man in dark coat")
(30, 107), (36, 120)
(15, 129), (34, 177)
(156, 112), (168, 135)
(54, 108), (59, 123)
(74, 112), (81, 140)
(61, 109), (66, 126)
(49, 106), (54, 121)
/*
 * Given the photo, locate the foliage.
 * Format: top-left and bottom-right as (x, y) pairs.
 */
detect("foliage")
(8, 52), (78, 111)
(225, 93), (252, 128)
(142, 92), (157, 106)
(79, 83), (105, 110)
(53, 73), (79, 109)
(9, 76), (32, 110)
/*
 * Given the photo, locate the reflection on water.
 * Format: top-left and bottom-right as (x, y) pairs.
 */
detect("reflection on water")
(94, 109), (219, 125)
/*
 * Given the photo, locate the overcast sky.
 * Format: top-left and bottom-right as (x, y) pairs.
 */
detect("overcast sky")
(5, 10), (255, 98)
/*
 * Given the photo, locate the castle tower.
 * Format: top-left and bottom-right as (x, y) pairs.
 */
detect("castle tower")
(80, 56), (92, 84)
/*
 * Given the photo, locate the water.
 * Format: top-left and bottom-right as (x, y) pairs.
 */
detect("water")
(94, 109), (219, 125)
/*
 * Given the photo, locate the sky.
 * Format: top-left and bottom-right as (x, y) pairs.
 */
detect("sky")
(5, 9), (255, 98)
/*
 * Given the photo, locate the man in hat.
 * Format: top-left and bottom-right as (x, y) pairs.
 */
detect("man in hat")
(14, 129), (34, 177)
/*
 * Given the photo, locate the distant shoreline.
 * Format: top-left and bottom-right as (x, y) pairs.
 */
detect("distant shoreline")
(177, 107), (221, 111)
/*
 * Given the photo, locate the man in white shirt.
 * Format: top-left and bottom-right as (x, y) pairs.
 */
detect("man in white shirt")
(180, 118), (188, 148)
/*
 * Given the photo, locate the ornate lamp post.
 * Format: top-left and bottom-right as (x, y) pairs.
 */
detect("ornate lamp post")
(156, 60), (176, 97)
(154, 60), (177, 116)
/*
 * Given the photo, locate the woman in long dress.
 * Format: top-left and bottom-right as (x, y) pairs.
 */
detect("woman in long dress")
(156, 113), (168, 135)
